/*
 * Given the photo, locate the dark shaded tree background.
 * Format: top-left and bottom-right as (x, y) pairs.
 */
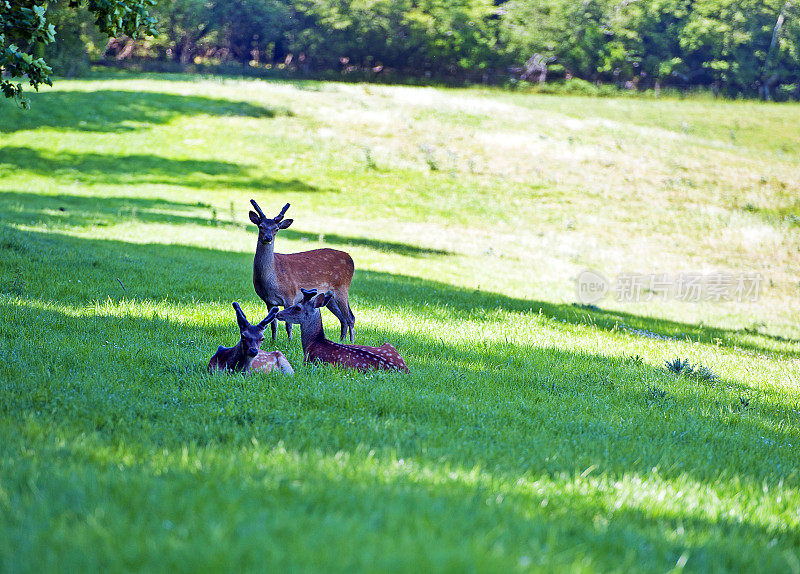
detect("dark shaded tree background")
(6, 0), (800, 99)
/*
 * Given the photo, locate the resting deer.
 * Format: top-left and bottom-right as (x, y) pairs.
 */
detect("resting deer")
(208, 303), (294, 375)
(276, 288), (408, 372)
(249, 200), (356, 343)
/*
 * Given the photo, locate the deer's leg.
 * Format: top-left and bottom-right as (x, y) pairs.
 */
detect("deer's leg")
(269, 304), (278, 342)
(346, 301), (355, 343)
(285, 320), (293, 341)
(338, 293), (356, 343)
(324, 294), (349, 341)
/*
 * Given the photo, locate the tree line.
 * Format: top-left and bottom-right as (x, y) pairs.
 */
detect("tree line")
(7, 0), (800, 101)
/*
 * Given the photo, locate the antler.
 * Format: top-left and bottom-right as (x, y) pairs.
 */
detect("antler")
(257, 307), (279, 329)
(274, 203), (291, 222)
(250, 199), (268, 222)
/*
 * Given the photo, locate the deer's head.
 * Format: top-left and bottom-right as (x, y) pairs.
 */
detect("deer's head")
(276, 288), (331, 325)
(233, 302), (278, 356)
(249, 200), (293, 245)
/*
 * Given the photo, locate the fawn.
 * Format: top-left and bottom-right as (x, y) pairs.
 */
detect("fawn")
(249, 200), (356, 343)
(208, 303), (294, 375)
(276, 289), (408, 372)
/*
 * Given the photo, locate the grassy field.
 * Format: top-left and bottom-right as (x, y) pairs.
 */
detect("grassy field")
(1, 71), (799, 572)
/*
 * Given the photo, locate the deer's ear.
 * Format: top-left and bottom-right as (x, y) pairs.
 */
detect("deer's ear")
(278, 218), (293, 230)
(233, 302), (249, 331)
(249, 211), (261, 225)
(312, 293), (328, 308)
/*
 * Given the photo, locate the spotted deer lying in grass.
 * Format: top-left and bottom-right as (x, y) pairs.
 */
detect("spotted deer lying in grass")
(249, 200), (356, 343)
(208, 303), (294, 375)
(276, 289), (408, 372)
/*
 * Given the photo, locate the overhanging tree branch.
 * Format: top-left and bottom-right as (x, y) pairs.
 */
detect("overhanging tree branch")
(0, 0), (156, 108)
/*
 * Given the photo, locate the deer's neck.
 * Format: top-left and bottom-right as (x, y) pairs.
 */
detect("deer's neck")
(254, 240), (284, 304)
(231, 341), (254, 372)
(299, 311), (327, 359)
(254, 240), (276, 277)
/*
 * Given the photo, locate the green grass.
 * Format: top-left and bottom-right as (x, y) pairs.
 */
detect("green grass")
(1, 71), (799, 572)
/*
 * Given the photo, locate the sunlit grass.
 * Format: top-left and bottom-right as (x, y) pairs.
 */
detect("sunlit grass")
(1, 72), (799, 571)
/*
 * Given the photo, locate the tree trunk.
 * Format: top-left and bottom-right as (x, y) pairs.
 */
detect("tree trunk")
(762, 1), (791, 99)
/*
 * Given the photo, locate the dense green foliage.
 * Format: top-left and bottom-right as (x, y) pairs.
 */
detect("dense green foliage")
(1, 73), (799, 570)
(134, 0), (800, 97)
(501, 0), (800, 98)
(6, 1), (800, 98)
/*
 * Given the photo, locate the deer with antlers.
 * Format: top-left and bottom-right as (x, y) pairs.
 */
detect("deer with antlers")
(208, 303), (294, 375)
(276, 288), (408, 373)
(249, 200), (356, 343)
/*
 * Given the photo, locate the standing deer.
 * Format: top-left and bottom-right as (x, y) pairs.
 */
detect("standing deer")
(208, 303), (294, 375)
(276, 288), (408, 372)
(249, 200), (356, 342)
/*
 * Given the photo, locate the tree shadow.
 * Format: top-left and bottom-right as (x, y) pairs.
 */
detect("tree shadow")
(0, 194), (442, 265)
(2, 406), (796, 571)
(0, 215), (794, 359)
(0, 190), (225, 229)
(353, 270), (800, 358)
(283, 229), (450, 258)
(0, 90), (290, 134)
(2, 224), (799, 555)
(3, 293), (797, 480)
(2, 286), (797, 490)
(0, 191), (445, 257)
(0, 148), (324, 191)
(3, 277), (799, 556)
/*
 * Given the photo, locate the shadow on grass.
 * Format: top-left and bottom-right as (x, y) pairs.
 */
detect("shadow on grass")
(0, 90), (289, 133)
(0, 215), (795, 359)
(2, 222), (800, 569)
(0, 148), (323, 191)
(354, 270), (800, 358)
(2, 291), (797, 479)
(0, 411), (794, 571)
(283, 229), (451, 258)
(2, 287), (798, 522)
(0, 191), (230, 229)
(0, 193), (445, 261)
